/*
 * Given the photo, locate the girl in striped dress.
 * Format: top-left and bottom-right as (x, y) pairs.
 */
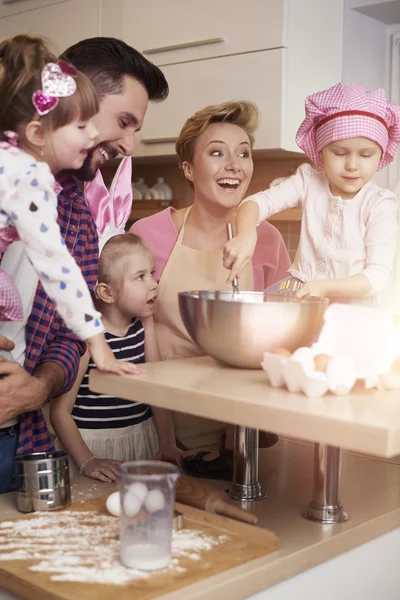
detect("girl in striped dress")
(50, 233), (183, 482)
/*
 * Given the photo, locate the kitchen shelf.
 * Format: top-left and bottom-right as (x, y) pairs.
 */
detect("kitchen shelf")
(129, 199), (172, 222)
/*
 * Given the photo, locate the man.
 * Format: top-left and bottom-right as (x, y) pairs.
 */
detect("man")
(0, 38), (169, 486)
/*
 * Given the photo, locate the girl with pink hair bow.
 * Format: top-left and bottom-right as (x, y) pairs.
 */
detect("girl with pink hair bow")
(0, 34), (140, 376)
(224, 83), (400, 305)
(50, 157), (184, 481)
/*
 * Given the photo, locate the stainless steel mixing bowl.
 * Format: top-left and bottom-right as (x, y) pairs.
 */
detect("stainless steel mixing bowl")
(179, 291), (328, 369)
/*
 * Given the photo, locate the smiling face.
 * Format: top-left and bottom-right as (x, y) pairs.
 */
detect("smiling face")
(43, 118), (98, 173)
(182, 122), (254, 211)
(320, 137), (382, 199)
(73, 75), (149, 180)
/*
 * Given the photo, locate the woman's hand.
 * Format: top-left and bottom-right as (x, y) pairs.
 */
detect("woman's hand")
(295, 280), (330, 301)
(87, 334), (145, 375)
(223, 231), (257, 284)
(81, 456), (121, 482)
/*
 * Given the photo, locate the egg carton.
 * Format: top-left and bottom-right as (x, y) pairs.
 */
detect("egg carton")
(261, 349), (358, 397)
(261, 303), (400, 398)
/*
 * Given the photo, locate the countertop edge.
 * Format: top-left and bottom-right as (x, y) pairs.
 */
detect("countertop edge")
(90, 368), (400, 458)
(155, 510), (399, 600)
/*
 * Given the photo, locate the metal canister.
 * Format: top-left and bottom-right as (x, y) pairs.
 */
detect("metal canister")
(14, 451), (71, 513)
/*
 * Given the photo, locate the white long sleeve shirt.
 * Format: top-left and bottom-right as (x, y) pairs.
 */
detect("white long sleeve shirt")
(244, 164), (398, 295)
(0, 145), (104, 339)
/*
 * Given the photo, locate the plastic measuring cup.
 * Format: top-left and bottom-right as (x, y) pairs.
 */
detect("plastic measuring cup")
(119, 461), (180, 571)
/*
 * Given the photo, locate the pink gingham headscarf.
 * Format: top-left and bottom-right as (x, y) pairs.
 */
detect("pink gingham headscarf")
(295, 83), (400, 170)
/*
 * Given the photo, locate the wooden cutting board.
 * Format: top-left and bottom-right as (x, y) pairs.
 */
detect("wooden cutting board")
(0, 496), (278, 600)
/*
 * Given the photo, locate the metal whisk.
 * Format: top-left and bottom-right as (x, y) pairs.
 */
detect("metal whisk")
(226, 223), (240, 297)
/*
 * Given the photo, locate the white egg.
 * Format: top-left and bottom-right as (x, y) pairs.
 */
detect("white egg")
(105, 491), (120, 517)
(144, 489), (165, 513)
(381, 371), (400, 390)
(364, 374), (381, 390)
(128, 482), (148, 502)
(326, 355), (356, 395)
(123, 492), (142, 517)
(290, 347), (315, 377)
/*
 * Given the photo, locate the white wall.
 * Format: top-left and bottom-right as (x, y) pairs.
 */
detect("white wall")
(343, 1), (389, 90)
(343, 0), (398, 187)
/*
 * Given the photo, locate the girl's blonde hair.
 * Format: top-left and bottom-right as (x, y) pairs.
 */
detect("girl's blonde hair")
(97, 233), (150, 293)
(175, 100), (259, 167)
(0, 34), (98, 136)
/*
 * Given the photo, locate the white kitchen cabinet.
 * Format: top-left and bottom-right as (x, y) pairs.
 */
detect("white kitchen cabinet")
(0, 0), (66, 19)
(134, 0), (343, 157)
(0, 0), (343, 159)
(0, 0), (102, 55)
(106, 0), (286, 66)
(136, 50), (284, 156)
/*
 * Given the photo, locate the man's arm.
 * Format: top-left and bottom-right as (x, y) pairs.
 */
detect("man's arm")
(28, 182), (99, 397)
(0, 182), (97, 424)
(0, 336), (56, 424)
(0, 358), (64, 424)
(33, 323), (87, 396)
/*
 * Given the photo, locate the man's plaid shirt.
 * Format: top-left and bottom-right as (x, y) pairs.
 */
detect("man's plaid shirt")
(16, 175), (99, 455)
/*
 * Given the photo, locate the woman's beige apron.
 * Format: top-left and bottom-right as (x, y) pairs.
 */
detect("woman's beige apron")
(155, 207), (254, 449)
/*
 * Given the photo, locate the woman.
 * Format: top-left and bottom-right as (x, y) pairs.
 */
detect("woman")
(130, 101), (291, 478)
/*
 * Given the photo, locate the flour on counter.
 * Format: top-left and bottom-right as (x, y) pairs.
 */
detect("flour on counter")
(0, 511), (228, 585)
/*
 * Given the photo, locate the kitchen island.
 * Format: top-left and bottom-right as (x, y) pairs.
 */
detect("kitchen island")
(90, 355), (399, 597)
(0, 439), (399, 600)
(91, 356), (400, 458)
(91, 355), (400, 519)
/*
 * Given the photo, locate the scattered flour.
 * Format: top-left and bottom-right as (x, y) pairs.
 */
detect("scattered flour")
(0, 511), (228, 585)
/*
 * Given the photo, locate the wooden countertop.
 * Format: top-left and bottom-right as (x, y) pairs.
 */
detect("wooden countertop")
(90, 356), (400, 458)
(0, 440), (399, 600)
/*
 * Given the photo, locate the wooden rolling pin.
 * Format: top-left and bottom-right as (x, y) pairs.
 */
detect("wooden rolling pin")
(175, 475), (258, 525)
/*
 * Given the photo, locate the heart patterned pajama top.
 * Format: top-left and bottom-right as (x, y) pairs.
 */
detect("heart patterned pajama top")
(0, 144), (103, 340)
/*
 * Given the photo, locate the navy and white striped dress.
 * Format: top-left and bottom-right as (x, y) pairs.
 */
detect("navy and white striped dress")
(72, 318), (152, 430)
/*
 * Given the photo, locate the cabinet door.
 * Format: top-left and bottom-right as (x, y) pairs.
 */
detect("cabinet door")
(108, 0), (285, 66)
(0, 0), (102, 55)
(135, 50), (285, 158)
(0, 0), (66, 19)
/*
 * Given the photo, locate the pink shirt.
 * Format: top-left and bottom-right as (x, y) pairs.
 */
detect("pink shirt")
(130, 207), (291, 291)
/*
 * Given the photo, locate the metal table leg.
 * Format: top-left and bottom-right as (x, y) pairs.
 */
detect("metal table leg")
(228, 425), (265, 501)
(302, 443), (349, 523)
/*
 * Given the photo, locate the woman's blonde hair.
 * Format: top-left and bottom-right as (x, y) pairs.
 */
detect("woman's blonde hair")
(175, 100), (259, 167)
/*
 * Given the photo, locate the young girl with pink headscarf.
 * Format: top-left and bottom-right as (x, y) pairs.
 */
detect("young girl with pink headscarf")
(224, 83), (400, 305)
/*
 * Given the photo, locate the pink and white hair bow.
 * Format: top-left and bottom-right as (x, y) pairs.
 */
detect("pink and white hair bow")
(32, 60), (78, 116)
(85, 156), (133, 254)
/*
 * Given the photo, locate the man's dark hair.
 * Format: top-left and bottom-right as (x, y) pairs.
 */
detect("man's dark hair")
(60, 37), (168, 101)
